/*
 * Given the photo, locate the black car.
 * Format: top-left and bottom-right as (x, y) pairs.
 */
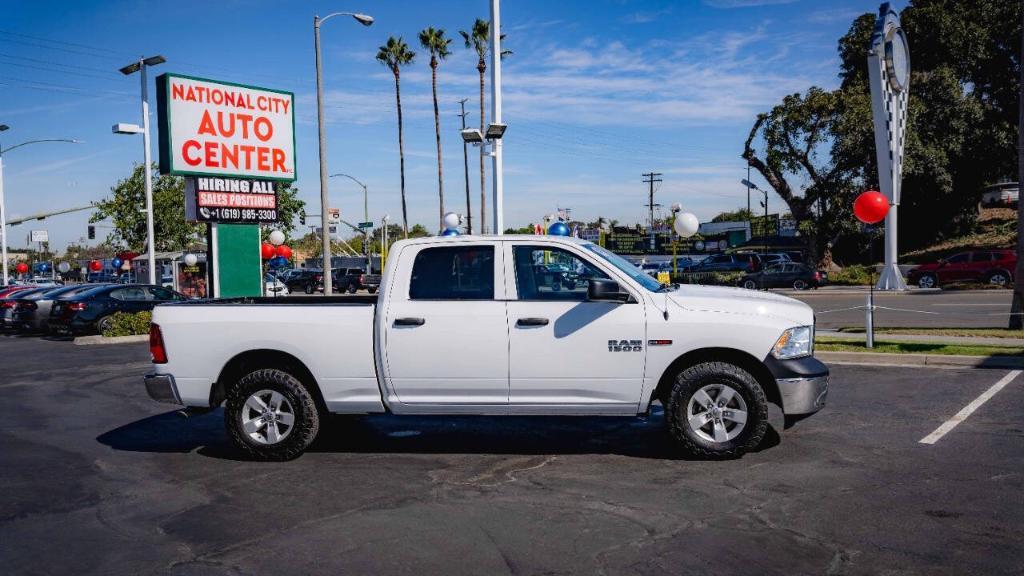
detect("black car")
(331, 267), (381, 294)
(738, 263), (827, 290)
(9, 284), (109, 333)
(49, 284), (187, 335)
(283, 269), (324, 294)
(1, 287), (50, 329)
(683, 253), (762, 273)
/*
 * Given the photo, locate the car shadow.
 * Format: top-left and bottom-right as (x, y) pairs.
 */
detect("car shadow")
(97, 405), (781, 462)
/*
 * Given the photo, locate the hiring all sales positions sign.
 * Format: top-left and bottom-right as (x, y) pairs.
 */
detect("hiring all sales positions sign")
(185, 177), (279, 223)
(156, 73), (296, 181)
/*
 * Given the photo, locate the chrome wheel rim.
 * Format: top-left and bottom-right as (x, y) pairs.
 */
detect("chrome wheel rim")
(686, 384), (748, 443)
(919, 275), (935, 288)
(241, 389), (296, 445)
(990, 274), (1008, 286)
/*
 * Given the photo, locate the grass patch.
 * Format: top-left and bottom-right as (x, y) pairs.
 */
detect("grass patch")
(817, 336), (1024, 356)
(836, 327), (1024, 339)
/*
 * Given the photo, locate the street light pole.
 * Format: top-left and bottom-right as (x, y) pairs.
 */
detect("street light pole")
(330, 172), (370, 272)
(489, 0), (504, 235)
(119, 55), (165, 285)
(314, 11), (373, 295)
(0, 128), (80, 286)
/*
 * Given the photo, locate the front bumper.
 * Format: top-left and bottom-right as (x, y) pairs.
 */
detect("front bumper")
(764, 355), (829, 415)
(144, 373), (182, 405)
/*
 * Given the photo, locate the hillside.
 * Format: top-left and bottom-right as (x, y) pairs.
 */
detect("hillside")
(902, 208), (1017, 263)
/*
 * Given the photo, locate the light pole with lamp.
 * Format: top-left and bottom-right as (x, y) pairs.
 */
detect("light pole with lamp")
(314, 11), (373, 295)
(330, 172), (371, 272)
(741, 179), (769, 288)
(0, 125), (81, 285)
(115, 54), (165, 285)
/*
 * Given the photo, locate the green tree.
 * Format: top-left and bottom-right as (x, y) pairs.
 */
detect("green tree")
(711, 208), (756, 223)
(261, 182), (305, 241)
(419, 27), (453, 231)
(376, 37), (416, 238)
(91, 163), (203, 252)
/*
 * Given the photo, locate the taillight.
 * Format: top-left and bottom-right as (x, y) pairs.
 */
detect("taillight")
(150, 323), (168, 364)
(68, 302), (87, 311)
(814, 272), (821, 281)
(0, 301), (15, 309)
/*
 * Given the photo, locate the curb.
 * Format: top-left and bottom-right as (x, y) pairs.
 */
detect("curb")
(74, 334), (149, 346)
(817, 351), (1024, 369)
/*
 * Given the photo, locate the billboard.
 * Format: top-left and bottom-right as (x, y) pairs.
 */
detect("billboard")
(156, 73), (296, 181)
(185, 177), (280, 223)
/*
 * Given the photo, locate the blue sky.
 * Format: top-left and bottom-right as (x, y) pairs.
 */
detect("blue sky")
(1, 0), (883, 249)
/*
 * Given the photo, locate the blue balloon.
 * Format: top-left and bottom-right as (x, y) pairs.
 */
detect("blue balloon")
(269, 256), (288, 268)
(440, 228), (460, 237)
(548, 221), (570, 236)
(38, 262), (50, 272)
(111, 257), (123, 269)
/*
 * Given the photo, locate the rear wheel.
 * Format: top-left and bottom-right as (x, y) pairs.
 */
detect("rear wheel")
(792, 279), (808, 290)
(303, 283), (314, 295)
(665, 361), (768, 459)
(347, 283), (358, 294)
(917, 273), (937, 289)
(367, 287), (377, 294)
(225, 368), (321, 461)
(742, 279), (757, 290)
(987, 271), (1010, 287)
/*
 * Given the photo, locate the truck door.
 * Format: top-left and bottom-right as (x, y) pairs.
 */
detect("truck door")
(382, 243), (509, 406)
(505, 243), (646, 414)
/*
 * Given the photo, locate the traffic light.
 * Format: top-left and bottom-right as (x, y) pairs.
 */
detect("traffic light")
(299, 210), (306, 226)
(87, 225), (95, 240)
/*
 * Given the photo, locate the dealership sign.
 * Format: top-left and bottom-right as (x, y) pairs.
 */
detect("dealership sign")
(157, 73), (295, 181)
(185, 177), (280, 223)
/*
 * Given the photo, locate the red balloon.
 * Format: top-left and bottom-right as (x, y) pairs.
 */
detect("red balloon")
(854, 190), (890, 224)
(88, 260), (103, 272)
(15, 262), (29, 274)
(261, 243), (275, 259)
(275, 245), (292, 260)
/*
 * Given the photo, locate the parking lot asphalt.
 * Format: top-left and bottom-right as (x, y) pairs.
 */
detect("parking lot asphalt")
(2, 336), (1023, 575)
(788, 288), (1015, 329)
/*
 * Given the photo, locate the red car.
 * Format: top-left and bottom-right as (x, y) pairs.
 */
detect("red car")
(906, 250), (1016, 289)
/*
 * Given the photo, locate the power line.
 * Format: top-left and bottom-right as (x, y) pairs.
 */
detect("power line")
(642, 171), (663, 250)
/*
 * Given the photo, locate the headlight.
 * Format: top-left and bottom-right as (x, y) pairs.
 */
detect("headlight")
(772, 326), (813, 359)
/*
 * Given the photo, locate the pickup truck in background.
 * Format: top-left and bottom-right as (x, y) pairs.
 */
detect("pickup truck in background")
(145, 235), (828, 461)
(331, 267), (381, 294)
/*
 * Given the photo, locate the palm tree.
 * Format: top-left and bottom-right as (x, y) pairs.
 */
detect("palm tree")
(460, 19), (491, 234)
(376, 37), (416, 238)
(419, 27), (452, 232)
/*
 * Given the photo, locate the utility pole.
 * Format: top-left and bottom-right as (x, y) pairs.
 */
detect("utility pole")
(457, 98), (472, 234)
(490, 0), (505, 235)
(642, 172), (662, 252)
(746, 162), (752, 241)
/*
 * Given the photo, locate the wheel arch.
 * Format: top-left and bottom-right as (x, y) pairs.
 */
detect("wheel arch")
(211, 349), (327, 413)
(652, 347), (781, 409)
(984, 267), (1013, 281)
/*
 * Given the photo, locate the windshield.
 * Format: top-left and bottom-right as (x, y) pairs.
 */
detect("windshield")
(584, 243), (664, 292)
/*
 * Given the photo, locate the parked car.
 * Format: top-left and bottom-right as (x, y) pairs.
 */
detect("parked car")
(683, 253), (762, 273)
(0, 285), (37, 299)
(283, 269), (323, 294)
(265, 273), (290, 296)
(640, 260), (692, 278)
(10, 284), (111, 333)
(738, 263), (828, 291)
(50, 284), (188, 335)
(906, 250), (1016, 289)
(330, 267), (382, 294)
(1, 287), (50, 328)
(145, 235), (827, 461)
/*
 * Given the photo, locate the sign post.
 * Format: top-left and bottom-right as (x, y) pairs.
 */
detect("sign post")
(868, 2), (910, 290)
(157, 73), (295, 298)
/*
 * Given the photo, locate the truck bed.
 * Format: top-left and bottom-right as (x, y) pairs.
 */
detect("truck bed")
(163, 295), (379, 306)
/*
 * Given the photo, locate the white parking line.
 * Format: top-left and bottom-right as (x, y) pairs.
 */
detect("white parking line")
(919, 370), (1022, 445)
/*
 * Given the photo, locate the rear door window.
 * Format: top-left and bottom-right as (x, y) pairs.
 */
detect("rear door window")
(409, 246), (495, 300)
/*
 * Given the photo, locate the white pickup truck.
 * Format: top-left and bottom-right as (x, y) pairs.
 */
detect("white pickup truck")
(145, 235), (828, 460)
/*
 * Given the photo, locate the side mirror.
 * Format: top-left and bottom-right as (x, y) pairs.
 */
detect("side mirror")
(587, 278), (630, 303)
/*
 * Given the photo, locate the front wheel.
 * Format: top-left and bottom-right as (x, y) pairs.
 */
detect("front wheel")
(792, 279), (808, 290)
(225, 368), (321, 461)
(96, 315), (115, 334)
(742, 279), (757, 290)
(917, 273), (937, 289)
(665, 361), (768, 459)
(346, 283), (358, 294)
(367, 287), (377, 294)
(303, 283), (314, 295)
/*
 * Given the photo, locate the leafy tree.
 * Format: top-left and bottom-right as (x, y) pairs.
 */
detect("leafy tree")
(419, 27), (453, 231)
(711, 208), (756, 223)
(376, 37), (416, 238)
(262, 182), (305, 241)
(91, 163), (203, 252)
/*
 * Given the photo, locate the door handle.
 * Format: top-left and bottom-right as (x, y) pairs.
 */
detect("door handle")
(516, 317), (549, 327)
(394, 317), (426, 326)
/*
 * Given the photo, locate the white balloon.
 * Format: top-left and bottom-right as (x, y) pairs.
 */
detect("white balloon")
(58, 262), (71, 273)
(670, 202), (682, 214)
(184, 253), (198, 267)
(674, 212), (700, 237)
(443, 212), (461, 230)
(268, 230), (286, 246)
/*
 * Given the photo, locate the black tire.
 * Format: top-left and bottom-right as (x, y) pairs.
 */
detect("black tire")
(793, 279), (808, 290)
(95, 315), (114, 334)
(367, 287), (377, 294)
(986, 271), (1011, 287)
(225, 368), (321, 461)
(917, 273), (937, 289)
(665, 361), (768, 459)
(347, 283), (358, 294)
(742, 279), (757, 290)
(303, 283), (314, 295)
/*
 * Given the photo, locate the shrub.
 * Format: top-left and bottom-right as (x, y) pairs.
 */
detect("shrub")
(101, 311), (152, 337)
(672, 271), (745, 286)
(829, 265), (872, 286)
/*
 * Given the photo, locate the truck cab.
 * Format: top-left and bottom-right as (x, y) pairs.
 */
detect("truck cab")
(145, 235), (828, 460)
